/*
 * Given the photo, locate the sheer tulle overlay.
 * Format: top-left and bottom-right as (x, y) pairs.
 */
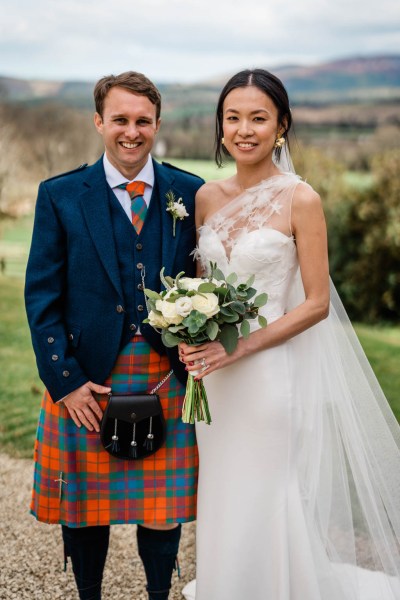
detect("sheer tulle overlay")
(182, 174), (400, 600)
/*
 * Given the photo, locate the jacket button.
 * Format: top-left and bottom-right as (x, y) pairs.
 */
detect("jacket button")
(68, 333), (74, 341)
(62, 370), (70, 378)
(116, 305), (124, 313)
(136, 262), (144, 270)
(129, 323), (137, 331)
(136, 243), (143, 250)
(51, 354), (59, 361)
(137, 283), (143, 291)
(47, 337), (54, 344)
(137, 305), (144, 312)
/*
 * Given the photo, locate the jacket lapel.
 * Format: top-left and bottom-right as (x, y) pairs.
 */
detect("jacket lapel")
(153, 160), (184, 278)
(79, 158), (123, 298)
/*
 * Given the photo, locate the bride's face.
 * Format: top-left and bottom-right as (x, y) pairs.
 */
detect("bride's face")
(222, 85), (283, 167)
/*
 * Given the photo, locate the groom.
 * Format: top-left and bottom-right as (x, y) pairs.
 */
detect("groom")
(25, 71), (203, 599)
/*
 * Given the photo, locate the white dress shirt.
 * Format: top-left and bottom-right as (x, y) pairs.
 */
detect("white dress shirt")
(103, 153), (155, 220)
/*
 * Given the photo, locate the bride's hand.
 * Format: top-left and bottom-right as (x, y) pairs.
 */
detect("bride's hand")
(179, 341), (241, 379)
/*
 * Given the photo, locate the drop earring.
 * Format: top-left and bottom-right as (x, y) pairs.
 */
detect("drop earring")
(221, 137), (225, 145)
(274, 135), (286, 148)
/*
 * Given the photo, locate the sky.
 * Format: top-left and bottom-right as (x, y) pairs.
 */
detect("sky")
(1, 0), (399, 84)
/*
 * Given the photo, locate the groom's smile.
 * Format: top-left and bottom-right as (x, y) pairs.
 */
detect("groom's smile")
(94, 86), (161, 180)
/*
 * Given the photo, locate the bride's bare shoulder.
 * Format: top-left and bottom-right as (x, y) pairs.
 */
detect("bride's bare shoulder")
(195, 177), (237, 222)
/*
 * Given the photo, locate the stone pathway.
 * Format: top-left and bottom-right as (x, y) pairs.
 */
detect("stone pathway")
(0, 454), (196, 599)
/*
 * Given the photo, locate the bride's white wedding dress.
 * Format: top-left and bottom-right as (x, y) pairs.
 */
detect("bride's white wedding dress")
(182, 174), (400, 600)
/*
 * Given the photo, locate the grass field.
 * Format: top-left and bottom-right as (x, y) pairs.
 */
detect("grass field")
(0, 161), (398, 457)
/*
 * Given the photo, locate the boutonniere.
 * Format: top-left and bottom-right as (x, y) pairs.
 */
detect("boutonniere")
(166, 190), (189, 237)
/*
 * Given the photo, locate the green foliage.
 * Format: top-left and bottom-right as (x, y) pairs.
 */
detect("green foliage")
(0, 277), (43, 457)
(328, 150), (400, 322)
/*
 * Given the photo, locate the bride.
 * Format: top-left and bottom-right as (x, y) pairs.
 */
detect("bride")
(179, 69), (400, 599)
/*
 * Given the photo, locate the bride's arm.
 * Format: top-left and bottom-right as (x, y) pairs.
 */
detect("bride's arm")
(180, 183), (330, 377)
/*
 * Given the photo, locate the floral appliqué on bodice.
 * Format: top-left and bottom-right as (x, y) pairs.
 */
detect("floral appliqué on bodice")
(195, 173), (303, 323)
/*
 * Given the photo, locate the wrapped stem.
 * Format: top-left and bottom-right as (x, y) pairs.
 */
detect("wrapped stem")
(182, 374), (212, 425)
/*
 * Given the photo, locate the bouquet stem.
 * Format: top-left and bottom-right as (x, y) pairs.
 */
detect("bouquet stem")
(182, 374), (212, 425)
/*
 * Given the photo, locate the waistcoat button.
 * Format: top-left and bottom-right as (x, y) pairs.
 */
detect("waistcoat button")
(137, 283), (143, 291)
(47, 337), (54, 344)
(62, 370), (70, 377)
(136, 262), (144, 270)
(116, 305), (124, 313)
(137, 305), (144, 312)
(129, 323), (137, 331)
(51, 354), (59, 361)
(136, 243), (143, 250)
(68, 333), (74, 341)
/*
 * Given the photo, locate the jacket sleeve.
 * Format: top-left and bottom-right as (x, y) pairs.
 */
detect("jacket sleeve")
(24, 181), (88, 401)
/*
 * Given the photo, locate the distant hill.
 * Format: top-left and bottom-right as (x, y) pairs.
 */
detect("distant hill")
(1, 55), (399, 114)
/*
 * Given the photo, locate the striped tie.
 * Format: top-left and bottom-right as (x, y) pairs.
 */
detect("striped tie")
(117, 181), (147, 234)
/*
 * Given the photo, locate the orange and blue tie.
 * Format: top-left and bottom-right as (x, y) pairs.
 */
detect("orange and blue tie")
(117, 181), (147, 234)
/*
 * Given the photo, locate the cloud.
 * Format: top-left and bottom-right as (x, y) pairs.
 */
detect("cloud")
(1, 0), (399, 82)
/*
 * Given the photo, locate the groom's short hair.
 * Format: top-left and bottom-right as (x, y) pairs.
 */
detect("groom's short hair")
(94, 71), (162, 119)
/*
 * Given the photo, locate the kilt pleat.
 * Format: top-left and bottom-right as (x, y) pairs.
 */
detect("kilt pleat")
(30, 336), (198, 527)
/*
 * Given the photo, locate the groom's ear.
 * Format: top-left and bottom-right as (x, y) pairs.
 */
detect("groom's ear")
(94, 112), (104, 134)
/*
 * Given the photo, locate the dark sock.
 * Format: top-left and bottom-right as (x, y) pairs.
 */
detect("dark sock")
(62, 525), (110, 600)
(137, 524), (182, 600)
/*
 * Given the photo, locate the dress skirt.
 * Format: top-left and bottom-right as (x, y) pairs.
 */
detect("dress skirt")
(30, 336), (198, 527)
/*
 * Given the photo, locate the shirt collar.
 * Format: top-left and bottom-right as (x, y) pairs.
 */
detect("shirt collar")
(103, 153), (155, 190)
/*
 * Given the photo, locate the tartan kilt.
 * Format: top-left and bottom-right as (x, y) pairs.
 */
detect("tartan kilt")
(30, 336), (198, 527)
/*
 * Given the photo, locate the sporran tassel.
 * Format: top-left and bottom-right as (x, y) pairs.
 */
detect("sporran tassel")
(108, 418), (120, 453)
(129, 423), (138, 459)
(143, 416), (154, 451)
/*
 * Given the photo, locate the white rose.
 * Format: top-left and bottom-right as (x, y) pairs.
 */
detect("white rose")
(191, 293), (220, 318)
(174, 201), (189, 218)
(179, 277), (204, 291)
(148, 310), (169, 328)
(155, 299), (163, 311)
(160, 299), (184, 325)
(175, 296), (193, 317)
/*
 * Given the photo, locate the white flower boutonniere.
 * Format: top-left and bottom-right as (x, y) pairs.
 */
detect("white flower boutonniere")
(166, 190), (189, 237)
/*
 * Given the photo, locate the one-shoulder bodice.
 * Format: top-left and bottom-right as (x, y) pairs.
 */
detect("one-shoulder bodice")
(196, 174), (301, 323)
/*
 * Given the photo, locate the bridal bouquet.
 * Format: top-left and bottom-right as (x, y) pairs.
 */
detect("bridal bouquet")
(143, 263), (268, 425)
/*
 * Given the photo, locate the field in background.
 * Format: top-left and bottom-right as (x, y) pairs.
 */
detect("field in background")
(0, 160), (399, 457)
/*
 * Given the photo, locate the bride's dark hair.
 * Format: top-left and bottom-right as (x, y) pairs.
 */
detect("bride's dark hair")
(215, 69), (292, 167)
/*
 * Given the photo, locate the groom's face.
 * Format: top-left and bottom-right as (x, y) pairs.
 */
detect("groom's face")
(94, 86), (161, 180)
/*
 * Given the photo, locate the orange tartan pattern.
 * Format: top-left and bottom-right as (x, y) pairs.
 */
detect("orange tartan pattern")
(30, 336), (198, 527)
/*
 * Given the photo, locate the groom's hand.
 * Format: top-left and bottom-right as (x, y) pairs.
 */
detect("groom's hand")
(61, 381), (111, 431)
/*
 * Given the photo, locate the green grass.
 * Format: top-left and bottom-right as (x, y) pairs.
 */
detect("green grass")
(354, 324), (400, 419)
(1, 273), (399, 458)
(0, 165), (399, 457)
(164, 157), (236, 181)
(0, 277), (43, 457)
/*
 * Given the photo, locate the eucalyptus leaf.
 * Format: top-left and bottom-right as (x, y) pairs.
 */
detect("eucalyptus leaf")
(218, 325), (239, 354)
(246, 274), (255, 288)
(240, 319), (251, 338)
(162, 331), (180, 347)
(221, 313), (239, 323)
(213, 268), (226, 281)
(144, 288), (161, 300)
(206, 320), (219, 340)
(231, 301), (246, 315)
(258, 315), (268, 328)
(226, 272), (238, 285)
(253, 293), (268, 308)
(198, 282), (217, 293)
(245, 287), (257, 300)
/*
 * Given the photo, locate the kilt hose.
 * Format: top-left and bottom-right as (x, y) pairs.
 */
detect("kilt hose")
(30, 336), (198, 527)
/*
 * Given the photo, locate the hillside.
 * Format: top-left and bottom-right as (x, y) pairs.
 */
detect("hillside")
(1, 55), (399, 114)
